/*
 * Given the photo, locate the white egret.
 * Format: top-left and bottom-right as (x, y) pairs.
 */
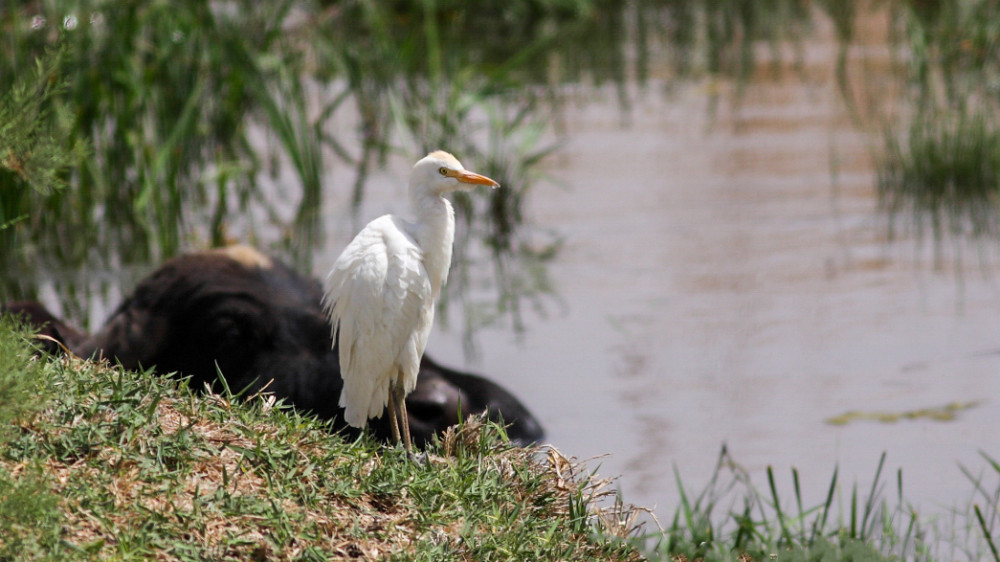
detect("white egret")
(322, 151), (500, 449)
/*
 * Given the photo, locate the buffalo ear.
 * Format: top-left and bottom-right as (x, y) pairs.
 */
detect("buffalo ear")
(1, 301), (86, 355)
(75, 304), (168, 370)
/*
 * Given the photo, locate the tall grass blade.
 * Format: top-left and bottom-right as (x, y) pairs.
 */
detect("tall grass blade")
(860, 451), (886, 539)
(850, 483), (858, 539)
(976, 504), (1000, 562)
(766, 465), (791, 546)
(982, 451), (1000, 476)
(811, 464), (838, 545)
(792, 466), (805, 542)
(673, 465), (696, 534)
(897, 467), (903, 505)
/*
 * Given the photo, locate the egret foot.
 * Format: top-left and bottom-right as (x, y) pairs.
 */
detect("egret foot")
(408, 450), (429, 465)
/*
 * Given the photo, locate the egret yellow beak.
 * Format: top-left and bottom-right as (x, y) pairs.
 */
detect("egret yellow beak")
(456, 170), (500, 189)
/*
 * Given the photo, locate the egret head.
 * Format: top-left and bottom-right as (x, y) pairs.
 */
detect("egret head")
(411, 150), (500, 196)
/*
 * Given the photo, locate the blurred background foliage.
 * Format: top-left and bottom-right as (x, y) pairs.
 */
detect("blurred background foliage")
(2, 0), (1000, 331)
(0, 0), (813, 332)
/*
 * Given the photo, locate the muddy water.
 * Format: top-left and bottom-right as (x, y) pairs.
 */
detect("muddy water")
(368, 17), (1000, 521)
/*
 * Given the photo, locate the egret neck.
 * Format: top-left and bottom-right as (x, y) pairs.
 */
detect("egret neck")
(408, 184), (455, 299)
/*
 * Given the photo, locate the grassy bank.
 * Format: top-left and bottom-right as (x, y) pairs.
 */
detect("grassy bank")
(0, 317), (643, 560)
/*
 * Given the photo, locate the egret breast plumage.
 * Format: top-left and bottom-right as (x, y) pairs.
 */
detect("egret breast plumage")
(322, 151), (500, 449)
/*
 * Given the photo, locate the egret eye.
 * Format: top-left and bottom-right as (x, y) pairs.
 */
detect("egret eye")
(438, 167), (449, 176)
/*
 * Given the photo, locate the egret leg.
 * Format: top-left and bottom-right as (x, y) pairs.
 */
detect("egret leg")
(393, 380), (412, 451)
(387, 387), (401, 445)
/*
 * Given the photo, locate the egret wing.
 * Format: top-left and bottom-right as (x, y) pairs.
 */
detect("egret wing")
(322, 215), (432, 427)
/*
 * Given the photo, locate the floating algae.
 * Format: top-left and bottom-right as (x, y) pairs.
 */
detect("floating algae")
(826, 401), (982, 426)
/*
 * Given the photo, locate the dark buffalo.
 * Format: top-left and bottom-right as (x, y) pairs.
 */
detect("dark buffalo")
(2, 246), (543, 446)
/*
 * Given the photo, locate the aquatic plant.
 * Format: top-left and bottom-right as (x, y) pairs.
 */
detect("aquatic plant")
(640, 447), (1000, 561)
(866, 0), (1000, 254)
(878, 111), (1000, 247)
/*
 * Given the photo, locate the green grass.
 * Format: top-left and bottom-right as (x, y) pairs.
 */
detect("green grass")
(638, 446), (1000, 561)
(0, 316), (643, 560)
